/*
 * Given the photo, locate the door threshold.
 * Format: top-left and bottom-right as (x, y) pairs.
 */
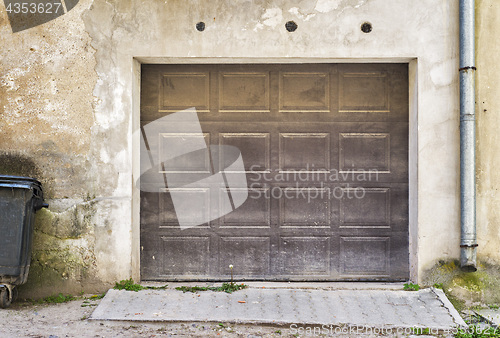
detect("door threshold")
(140, 281), (406, 291)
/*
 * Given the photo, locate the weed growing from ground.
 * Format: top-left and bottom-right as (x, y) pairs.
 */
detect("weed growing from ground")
(88, 293), (106, 300)
(38, 293), (76, 304)
(114, 279), (145, 291)
(403, 283), (420, 291)
(113, 279), (168, 292)
(176, 283), (248, 294)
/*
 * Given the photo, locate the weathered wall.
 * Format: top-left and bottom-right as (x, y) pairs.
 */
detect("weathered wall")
(81, 0), (461, 282)
(0, 0), (130, 297)
(476, 0), (500, 265)
(0, 0), (469, 296)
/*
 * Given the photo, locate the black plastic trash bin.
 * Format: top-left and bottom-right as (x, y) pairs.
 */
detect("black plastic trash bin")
(0, 175), (48, 308)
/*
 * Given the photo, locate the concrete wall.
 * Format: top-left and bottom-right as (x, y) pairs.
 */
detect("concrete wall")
(0, 0), (473, 295)
(476, 0), (500, 266)
(0, 1), (100, 296)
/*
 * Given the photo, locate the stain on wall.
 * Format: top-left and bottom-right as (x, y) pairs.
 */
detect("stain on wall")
(3, 0), (497, 296)
(476, 0), (500, 266)
(0, 0), (103, 298)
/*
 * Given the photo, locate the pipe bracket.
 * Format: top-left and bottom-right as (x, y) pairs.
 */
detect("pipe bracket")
(460, 244), (478, 248)
(460, 114), (476, 121)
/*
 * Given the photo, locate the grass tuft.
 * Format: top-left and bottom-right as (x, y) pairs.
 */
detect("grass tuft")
(216, 282), (247, 293)
(114, 278), (145, 291)
(403, 283), (420, 291)
(38, 293), (76, 304)
(176, 283), (248, 294)
(113, 279), (168, 292)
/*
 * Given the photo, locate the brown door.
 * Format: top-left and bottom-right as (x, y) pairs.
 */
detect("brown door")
(140, 63), (409, 281)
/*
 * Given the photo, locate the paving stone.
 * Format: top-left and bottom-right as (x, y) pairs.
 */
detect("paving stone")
(474, 308), (500, 326)
(91, 286), (466, 331)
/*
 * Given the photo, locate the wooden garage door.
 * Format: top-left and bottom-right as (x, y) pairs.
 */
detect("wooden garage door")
(140, 64), (409, 281)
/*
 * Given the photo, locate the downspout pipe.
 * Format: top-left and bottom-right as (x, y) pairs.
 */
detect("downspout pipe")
(459, 0), (477, 272)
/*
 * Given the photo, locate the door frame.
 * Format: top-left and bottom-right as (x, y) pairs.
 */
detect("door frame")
(131, 57), (419, 283)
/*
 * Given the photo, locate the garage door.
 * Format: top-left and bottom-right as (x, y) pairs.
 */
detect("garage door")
(140, 64), (409, 281)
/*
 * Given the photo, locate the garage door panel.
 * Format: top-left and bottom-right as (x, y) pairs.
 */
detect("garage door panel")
(140, 190), (161, 226)
(338, 185), (408, 231)
(159, 133), (211, 173)
(157, 189), (179, 228)
(387, 73), (410, 116)
(160, 72), (210, 113)
(279, 237), (331, 275)
(279, 72), (331, 112)
(339, 236), (390, 276)
(340, 187), (390, 227)
(141, 63), (409, 281)
(335, 124), (408, 182)
(339, 133), (390, 172)
(279, 187), (330, 228)
(279, 133), (330, 172)
(219, 72), (270, 112)
(219, 133), (270, 172)
(219, 188), (271, 228)
(388, 233), (410, 280)
(140, 69), (160, 110)
(159, 188), (212, 228)
(219, 237), (271, 276)
(140, 245), (162, 280)
(338, 64), (407, 121)
(339, 71), (390, 113)
(339, 64), (408, 109)
(159, 237), (211, 276)
(389, 187), (410, 227)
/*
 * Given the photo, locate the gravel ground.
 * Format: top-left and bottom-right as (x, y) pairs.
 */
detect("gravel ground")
(0, 296), (289, 338)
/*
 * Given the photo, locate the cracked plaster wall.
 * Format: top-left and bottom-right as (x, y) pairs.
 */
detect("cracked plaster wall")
(3, 0), (497, 294)
(81, 0), (461, 282)
(476, 0), (500, 267)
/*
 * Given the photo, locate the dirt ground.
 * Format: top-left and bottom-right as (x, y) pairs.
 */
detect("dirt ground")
(0, 293), (432, 338)
(0, 294), (290, 338)
(0, 293), (396, 338)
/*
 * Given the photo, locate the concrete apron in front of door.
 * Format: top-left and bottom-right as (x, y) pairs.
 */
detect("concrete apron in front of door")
(90, 283), (466, 333)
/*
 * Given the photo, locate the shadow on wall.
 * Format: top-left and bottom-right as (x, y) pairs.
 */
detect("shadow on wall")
(0, 151), (106, 299)
(0, 152), (42, 179)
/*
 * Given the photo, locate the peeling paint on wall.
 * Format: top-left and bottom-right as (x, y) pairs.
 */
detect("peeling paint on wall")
(288, 7), (316, 22)
(4, 0), (496, 296)
(261, 8), (283, 28)
(314, 0), (368, 14)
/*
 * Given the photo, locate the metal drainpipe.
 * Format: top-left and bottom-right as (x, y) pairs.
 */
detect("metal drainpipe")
(459, 0), (477, 272)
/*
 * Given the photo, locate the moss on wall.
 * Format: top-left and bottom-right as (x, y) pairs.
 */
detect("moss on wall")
(422, 259), (500, 311)
(15, 200), (110, 299)
(0, 0), (106, 298)
(35, 202), (95, 239)
(0, 151), (108, 298)
(18, 219), (104, 299)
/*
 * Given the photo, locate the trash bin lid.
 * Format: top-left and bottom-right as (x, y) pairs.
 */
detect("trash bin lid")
(0, 175), (42, 189)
